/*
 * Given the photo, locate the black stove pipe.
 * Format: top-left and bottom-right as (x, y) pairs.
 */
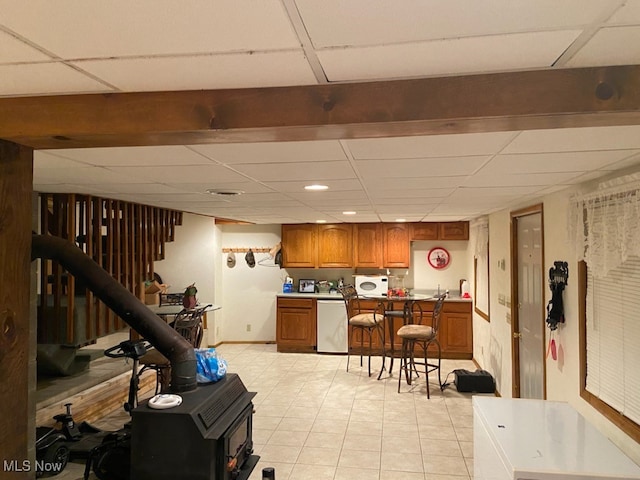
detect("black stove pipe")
(31, 234), (197, 393)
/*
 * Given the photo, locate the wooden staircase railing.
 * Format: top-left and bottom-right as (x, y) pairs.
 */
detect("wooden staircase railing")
(38, 193), (182, 346)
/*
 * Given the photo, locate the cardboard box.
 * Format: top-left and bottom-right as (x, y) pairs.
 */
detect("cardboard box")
(143, 280), (168, 305)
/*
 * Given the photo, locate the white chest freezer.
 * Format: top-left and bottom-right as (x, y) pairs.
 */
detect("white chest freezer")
(473, 397), (640, 480)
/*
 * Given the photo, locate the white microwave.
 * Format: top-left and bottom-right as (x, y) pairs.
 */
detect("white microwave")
(354, 275), (388, 297)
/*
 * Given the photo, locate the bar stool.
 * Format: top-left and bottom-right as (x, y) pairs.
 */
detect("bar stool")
(397, 294), (446, 398)
(339, 285), (385, 377)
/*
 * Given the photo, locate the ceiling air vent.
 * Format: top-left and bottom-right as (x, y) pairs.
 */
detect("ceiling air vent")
(206, 189), (244, 196)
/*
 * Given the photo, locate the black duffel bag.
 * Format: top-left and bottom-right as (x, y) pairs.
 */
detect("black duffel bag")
(453, 369), (495, 393)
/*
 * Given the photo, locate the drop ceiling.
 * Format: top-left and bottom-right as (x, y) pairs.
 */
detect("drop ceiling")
(3, 0), (640, 224)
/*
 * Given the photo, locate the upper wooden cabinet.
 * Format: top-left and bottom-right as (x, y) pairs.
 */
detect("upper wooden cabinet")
(382, 223), (410, 268)
(410, 221), (469, 241)
(281, 224), (317, 268)
(438, 221), (469, 240)
(317, 224), (353, 268)
(410, 222), (438, 240)
(282, 221), (468, 268)
(353, 223), (383, 268)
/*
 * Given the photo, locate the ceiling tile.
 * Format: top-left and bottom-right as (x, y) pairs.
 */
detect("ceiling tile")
(288, 190), (369, 202)
(74, 51), (317, 92)
(33, 166), (144, 185)
(363, 176), (468, 191)
(465, 172), (579, 187)
(189, 141), (346, 164)
(346, 132), (515, 159)
(567, 26), (640, 67)
(317, 30), (581, 82)
(0, 0), (299, 58)
(606, 1), (640, 24)
(35, 151), (86, 169)
(104, 165), (249, 183)
(369, 188), (454, 199)
(232, 161), (356, 182)
(0, 62), (110, 96)
(449, 186), (543, 198)
(263, 179), (363, 193)
(166, 182), (273, 195)
(356, 156), (490, 178)
(296, 0), (612, 48)
(46, 145), (214, 166)
(86, 183), (185, 195)
(479, 150), (638, 175)
(503, 126), (640, 153)
(0, 30), (51, 63)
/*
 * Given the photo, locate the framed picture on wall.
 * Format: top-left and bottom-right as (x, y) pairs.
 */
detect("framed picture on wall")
(298, 279), (316, 293)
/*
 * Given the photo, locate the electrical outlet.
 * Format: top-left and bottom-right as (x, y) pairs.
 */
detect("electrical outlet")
(246, 324), (251, 332)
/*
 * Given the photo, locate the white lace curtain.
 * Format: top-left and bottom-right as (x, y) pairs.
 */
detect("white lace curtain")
(472, 216), (489, 258)
(569, 179), (640, 278)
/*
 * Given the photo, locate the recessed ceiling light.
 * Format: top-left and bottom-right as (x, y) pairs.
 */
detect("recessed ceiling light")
(206, 188), (244, 196)
(342, 211), (356, 215)
(395, 218), (407, 222)
(316, 219), (327, 223)
(304, 184), (329, 191)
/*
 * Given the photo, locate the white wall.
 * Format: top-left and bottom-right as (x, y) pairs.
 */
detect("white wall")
(410, 240), (471, 293)
(472, 173), (640, 464)
(153, 213), (218, 345)
(219, 224), (283, 342)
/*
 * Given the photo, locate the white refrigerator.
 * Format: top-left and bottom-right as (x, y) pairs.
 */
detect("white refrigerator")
(317, 299), (348, 353)
(473, 397), (640, 480)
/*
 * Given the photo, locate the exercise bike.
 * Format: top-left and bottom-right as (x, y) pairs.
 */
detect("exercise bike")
(35, 339), (151, 479)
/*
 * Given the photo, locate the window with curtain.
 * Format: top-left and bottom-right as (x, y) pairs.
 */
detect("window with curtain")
(473, 218), (489, 321)
(572, 175), (640, 442)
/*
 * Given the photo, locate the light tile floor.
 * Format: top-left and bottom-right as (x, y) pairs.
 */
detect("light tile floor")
(51, 343), (487, 480)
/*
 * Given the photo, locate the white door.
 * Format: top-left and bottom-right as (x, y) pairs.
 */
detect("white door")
(513, 209), (545, 399)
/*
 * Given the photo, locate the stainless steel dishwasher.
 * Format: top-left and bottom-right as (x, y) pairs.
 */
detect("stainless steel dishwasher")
(316, 299), (348, 353)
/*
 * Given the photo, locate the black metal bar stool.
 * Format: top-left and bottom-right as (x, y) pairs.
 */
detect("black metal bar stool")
(397, 294), (446, 398)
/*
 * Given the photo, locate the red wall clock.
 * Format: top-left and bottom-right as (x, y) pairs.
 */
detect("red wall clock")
(427, 247), (450, 269)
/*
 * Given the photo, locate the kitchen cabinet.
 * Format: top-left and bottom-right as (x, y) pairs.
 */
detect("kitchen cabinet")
(382, 223), (410, 268)
(438, 221), (469, 240)
(410, 221), (469, 240)
(348, 298), (472, 359)
(317, 224), (353, 268)
(276, 297), (317, 352)
(410, 222), (439, 240)
(353, 223), (383, 268)
(281, 224), (317, 268)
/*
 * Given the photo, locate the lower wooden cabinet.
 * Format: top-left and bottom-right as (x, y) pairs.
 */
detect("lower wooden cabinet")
(348, 299), (472, 359)
(276, 296), (472, 359)
(276, 297), (317, 352)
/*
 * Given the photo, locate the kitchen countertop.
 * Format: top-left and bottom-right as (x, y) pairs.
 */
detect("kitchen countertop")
(277, 291), (472, 302)
(277, 292), (344, 300)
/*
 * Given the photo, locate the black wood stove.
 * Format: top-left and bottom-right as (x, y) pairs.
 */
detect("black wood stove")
(131, 373), (258, 480)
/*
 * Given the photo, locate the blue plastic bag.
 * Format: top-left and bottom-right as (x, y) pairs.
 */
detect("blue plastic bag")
(195, 348), (227, 383)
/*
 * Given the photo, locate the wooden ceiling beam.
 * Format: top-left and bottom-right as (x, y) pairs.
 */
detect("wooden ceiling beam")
(1, 65), (639, 149)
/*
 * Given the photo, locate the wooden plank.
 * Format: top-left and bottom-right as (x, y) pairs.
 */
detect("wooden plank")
(0, 139), (33, 465)
(105, 199), (114, 333)
(93, 197), (103, 338)
(1, 66), (640, 149)
(85, 196), (94, 341)
(66, 194), (76, 344)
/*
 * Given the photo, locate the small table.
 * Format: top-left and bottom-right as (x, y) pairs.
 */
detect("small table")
(362, 293), (432, 380)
